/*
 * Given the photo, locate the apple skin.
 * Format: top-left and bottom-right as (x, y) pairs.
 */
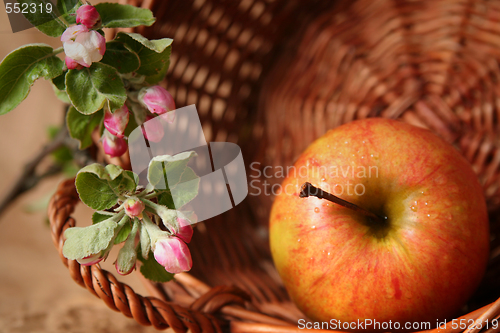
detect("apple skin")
(270, 118), (489, 328)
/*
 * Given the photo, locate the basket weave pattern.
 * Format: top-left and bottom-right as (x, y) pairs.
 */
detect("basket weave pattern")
(48, 0), (500, 332)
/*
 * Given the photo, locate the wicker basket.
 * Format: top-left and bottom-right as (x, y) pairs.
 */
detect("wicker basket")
(48, 0), (500, 331)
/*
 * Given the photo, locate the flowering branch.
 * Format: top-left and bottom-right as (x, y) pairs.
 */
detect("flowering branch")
(62, 151), (199, 281)
(0, 128), (67, 216)
(0, 1), (198, 282)
(0, 0), (175, 159)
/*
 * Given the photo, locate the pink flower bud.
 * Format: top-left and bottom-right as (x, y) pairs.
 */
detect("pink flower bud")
(102, 133), (128, 157)
(124, 199), (145, 220)
(139, 86), (176, 115)
(176, 218), (193, 243)
(61, 24), (88, 42)
(65, 56), (82, 70)
(63, 30), (106, 68)
(142, 115), (164, 143)
(76, 4), (101, 29)
(153, 236), (192, 274)
(77, 253), (103, 266)
(104, 106), (129, 138)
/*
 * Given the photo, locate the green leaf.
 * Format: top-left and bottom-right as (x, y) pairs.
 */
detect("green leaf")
(47, 125), (60, 140)
(157, 190), (175, 209)
(18, 0), (67, 37)
(92, 211), (113, 224)
(145, 58), (170, 84)
(76, 164), (122, 210)
(123, 170), (139, 187)
(100, 41), (140, 74)
(75, 164), (138, 210)
(52, 71), (66, 91)
(108, 169), (137, 195)
(57, 0), (80, 25)
(62, 219), (118, 260)
(114, 221), (132, 244)
(66, 106), (103, 149)
(116, 32), (172, 53)
(94, 3), (155, 28)
(52, 72), (70, 103)
(75, 172), (119, 210)
(0, 44), (64, 115)
(53, 86), (71, 103)
(52, 146), (73, 164)
(66, 62), (126, 114)
(137, 249), (174, 283)
(115, 32), (172, 76)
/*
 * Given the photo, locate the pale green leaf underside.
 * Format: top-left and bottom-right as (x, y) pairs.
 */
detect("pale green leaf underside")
(147, 151), (197, 188)
(62, 219), (118, 259)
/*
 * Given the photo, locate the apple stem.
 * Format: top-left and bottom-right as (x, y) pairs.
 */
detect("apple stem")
(299, 182), (387, 224)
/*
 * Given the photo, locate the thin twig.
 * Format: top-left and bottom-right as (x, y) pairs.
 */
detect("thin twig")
(0, 128), (68, 216)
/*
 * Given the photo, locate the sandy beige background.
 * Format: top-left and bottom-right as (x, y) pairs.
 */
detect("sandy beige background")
(0, 4), (164, 332)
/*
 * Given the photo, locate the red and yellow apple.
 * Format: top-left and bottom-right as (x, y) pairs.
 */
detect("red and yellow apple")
(270, 118), (489, 328)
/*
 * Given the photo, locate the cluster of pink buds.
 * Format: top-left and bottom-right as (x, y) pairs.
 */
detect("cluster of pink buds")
(102, 105), (130, 157)
(61, 4), (104, 69)
(144, 215), (194, 274)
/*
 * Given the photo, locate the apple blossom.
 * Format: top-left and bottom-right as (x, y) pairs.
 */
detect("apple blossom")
(77, 253), (103, 266)
(65, 56), (82, 70)
(102, 132), (128, 157)
(141, 115), (164, 143)
(61, 24), (88, 42)
(176, 218), (193, 243)
(139, 86), (175, 115)
(124, 198), (145, 220)
(76, 4), (101, 29)
(63, 30), (106, 68)
(104, 106), (129, 138)
(153, 236), (192, 274)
